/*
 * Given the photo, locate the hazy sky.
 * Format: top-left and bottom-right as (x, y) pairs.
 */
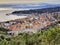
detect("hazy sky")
(0, 0), (60, 4)
(0, 0), (60, 22)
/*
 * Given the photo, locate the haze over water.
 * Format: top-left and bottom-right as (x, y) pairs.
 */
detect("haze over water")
(0, 3), (60, 22)
(0, 10), (27, 22)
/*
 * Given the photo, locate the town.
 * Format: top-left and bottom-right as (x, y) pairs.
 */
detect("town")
(0, 7), (60, 35)
(0, 11), (60, 35)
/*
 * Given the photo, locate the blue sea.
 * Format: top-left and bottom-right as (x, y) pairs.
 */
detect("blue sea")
(0, 3), (60, 10)
(0, 3), (60, 22)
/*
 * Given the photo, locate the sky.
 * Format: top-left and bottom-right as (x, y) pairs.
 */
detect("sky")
(0, 0), (60, 22)
(0, 0), (60, 4)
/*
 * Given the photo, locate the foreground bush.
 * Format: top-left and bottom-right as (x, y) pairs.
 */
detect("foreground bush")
(0, 25), (60, 45)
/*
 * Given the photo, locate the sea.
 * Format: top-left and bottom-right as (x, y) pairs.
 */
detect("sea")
(0, 3), (59, 22)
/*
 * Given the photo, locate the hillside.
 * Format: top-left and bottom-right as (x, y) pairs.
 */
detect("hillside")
(12, 7), (60, 14)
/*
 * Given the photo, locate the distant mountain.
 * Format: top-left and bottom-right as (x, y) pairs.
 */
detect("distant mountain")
(12, 3), (60, 9)
(0, 3), (60, 22)
(11, 7), (60, 15)
(0, 3), (60, 10)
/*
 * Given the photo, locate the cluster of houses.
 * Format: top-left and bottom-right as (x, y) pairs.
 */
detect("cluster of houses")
(0, 12), (59, 35)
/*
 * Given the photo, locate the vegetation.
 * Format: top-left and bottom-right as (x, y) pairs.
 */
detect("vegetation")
(12, 7), (60, 14)
(0, 25), (60, 45)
